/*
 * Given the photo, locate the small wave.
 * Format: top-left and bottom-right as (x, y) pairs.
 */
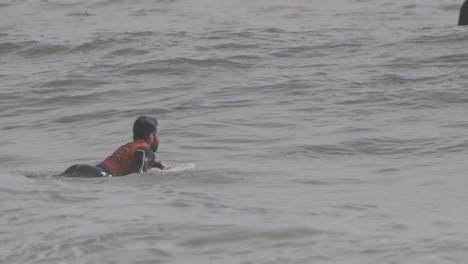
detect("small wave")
(36, 1), (82, 8)
(336, 91), (393, 105)
(115, 31), (158, 38)
(33, 91), (116, 107)
(363, 73), (441, 88)
(375, 74), (416, 84)
(0, 41), (38, 55)
(199, 43), (258, 51)
(23, 172), (58, 179)
(0, 42), (24, 54)
(333, 203), (378, 212)
(284, 137), (442, 158)
(228, 55), (262, 60)
(35, 79), (111, 89)
(437, 140), (468, 153)
(343, 137), (438, 156)
(390, 89), (468, 107)
(178, 227), (331, 247)
(203, 30), (256, 40)
(173, 169), (242, 185)
(405, 29), (468, 45)
(168, 57), (248, 67)
(439, 3), (463, 11)
(131, 8), (167, 16)
(271, 41), (363, 58)
(66, 11), (94, 17)
(107, 48), (149, 56)
(290, 177), (368, 186)
(68, 39), (116, 53)
(125, 66), (186, 76)
(270, 46), (323, 58)
(53, 110), (119, 124)
(417, 53), (468, 68)
(304, 145), (357, 157)
(18, 44), (69, 58)
(259, 27), (287, 33)
(123, 57), (251, 76)
(67, 33), (150, 54)
(0, 40), (72, 58)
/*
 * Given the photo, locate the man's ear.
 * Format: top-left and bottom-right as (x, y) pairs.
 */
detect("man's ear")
(148, 132), (154, 143)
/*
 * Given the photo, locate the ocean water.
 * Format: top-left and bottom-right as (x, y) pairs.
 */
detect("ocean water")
(2, 0), (468, 263)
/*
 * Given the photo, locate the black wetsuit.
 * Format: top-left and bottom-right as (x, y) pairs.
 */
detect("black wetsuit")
(60, 146), (164, 177)
(459, 0), (468, 25)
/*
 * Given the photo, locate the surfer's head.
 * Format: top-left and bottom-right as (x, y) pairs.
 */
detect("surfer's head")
(133, 116), (160, 152)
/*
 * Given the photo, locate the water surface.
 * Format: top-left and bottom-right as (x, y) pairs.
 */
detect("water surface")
(1, 0), (468, 263)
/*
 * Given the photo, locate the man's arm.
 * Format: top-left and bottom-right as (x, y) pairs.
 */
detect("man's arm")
(131, 146), (156, 173)
(152, 161), (168, 170)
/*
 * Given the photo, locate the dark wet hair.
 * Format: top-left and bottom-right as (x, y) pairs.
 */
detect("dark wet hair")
(133, 116), (158, 141)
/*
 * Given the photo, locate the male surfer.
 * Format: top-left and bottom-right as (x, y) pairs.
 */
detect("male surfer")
(459, 0), (468, 25)
(60, 116), (166, 177)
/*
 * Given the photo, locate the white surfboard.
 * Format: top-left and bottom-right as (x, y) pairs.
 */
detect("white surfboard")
(148, 163), (195, 173)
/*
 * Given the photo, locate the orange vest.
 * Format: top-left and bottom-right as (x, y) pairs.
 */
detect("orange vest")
(98, 139), (151, 176)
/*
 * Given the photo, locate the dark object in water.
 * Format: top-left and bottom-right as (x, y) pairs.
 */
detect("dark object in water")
(459, 0), (468, 25)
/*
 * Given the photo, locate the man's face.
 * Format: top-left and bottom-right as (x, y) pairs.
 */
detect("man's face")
(150, 126), (160, 152)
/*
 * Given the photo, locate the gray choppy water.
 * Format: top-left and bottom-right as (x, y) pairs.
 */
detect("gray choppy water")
(2, 0), (468, 263)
